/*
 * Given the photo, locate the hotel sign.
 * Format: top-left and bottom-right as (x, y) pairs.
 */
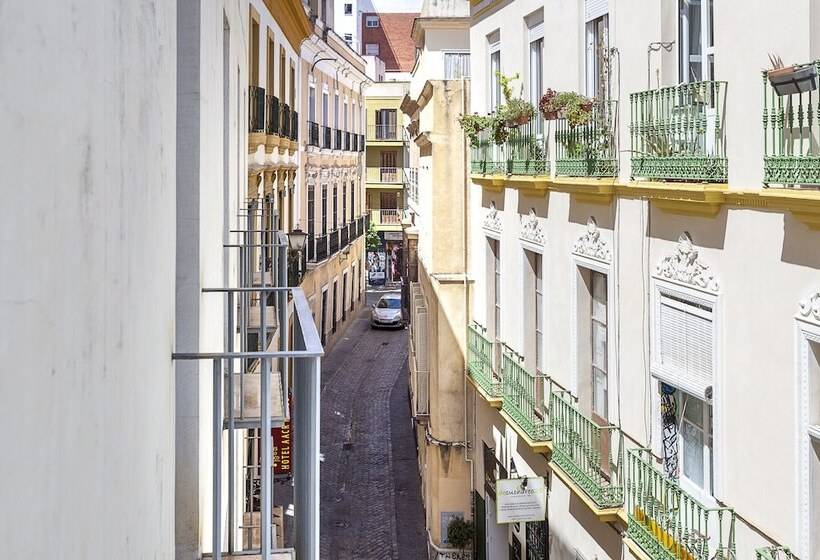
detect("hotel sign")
(496, 477), (547, 523)
(272, 394), (292, 478)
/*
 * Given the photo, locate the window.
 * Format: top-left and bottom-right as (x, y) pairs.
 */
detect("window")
(365, 43), (379, 56)
(679, 0), (714, 83)
(488, 36), (501, 111)
(342, 273), (348, 321)
(332, 280), (338, 333)
(321, 185), (328, 235)
(342, 182), (347, 225)
(344, 3), (353, 15)
(375, 109), (397, 139)
(678, 390), (713, 492)
(351, 181), (355, 220)
(366, 15), (379, 27)
(343, 102), (348, 131)
(444, 53), (471, 79)
(322, 91), (329, 126)
(308, 86), (316, 121)
(535, 253), (544, 374)
(487, 238), (501, 340)
(591, 271), (607, 419)
(585, 15), (609, 98)
(307, 185), (315, 237)
(655, 292), (714, 396)
(320, 288), (328, 344)
(529, 34), (543, 134)
(344, 33), (353, 45)
(333, 185), (338, 229)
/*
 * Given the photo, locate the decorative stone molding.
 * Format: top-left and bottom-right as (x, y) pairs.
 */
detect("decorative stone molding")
(798, 293), (820, 324)
(483, 202), (502, 233)
(572, 217), (611, 263)
(520, 209), (544, 245)
(655, 232), (719, 292)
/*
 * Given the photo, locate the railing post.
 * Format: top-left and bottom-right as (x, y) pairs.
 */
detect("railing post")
(294, 331), (321, 560)
(213, 358), (223, 560)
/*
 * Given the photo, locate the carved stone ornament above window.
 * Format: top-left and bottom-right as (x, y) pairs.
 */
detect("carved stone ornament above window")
(572, 217), (611, 263)
(798, 292), (820, 324)
(655, 232), (719, 292)
(520, 208), (544, 245)
(483, 201), (502, 233)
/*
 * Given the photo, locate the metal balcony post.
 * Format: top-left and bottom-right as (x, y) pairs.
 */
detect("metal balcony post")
(212, 358), (223, 560)
(227, 292), (235, 554)
(277, 236), (289, 418)
(260, 222), (271, 559)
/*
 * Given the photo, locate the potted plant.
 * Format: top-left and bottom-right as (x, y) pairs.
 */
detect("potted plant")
(458, 113), (492, 147)
(501, 98), (536, 126)
(539, 89), (594, 127)
(490, 114), (509, 145)
(767, 53), (818, 96)
(447, 516), (475, 560)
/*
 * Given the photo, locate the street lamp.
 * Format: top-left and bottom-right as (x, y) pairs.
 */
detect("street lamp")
(287, 227), (308, 286)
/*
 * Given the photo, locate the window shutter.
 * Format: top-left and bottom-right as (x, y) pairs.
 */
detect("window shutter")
(528, 21), (544, 42)
(414, 305), (429, 416)
(655, 294), (713, 397)
(585, 0), (608, 22)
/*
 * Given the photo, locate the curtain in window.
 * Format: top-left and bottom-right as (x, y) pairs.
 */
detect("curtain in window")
(444, 53), (471, 79)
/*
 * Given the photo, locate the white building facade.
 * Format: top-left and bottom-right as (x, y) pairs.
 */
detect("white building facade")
(466, 2), (820, 560)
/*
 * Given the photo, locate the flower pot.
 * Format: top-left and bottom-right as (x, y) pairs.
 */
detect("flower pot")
(768, 64), (818, 96)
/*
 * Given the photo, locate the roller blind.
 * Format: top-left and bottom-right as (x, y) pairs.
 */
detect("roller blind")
(654, 293), (713, 397)
(585, 0), (608, 22)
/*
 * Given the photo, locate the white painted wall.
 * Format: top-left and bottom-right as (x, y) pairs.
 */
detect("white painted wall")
(0, 1), (176, 558)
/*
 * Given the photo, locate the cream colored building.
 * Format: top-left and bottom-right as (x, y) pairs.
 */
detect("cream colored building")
(464, 1), (820, 560)
(403, 0), (473, 555)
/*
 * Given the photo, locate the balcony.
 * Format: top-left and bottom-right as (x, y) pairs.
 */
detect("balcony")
(466, 322), (502, 405)
(756, 548), (795, 560)
(308, 121), (320, 147)
(280, 104), (291, 140)
(351, 134), (358, 152)
(630, 80), (728, 182)
(555, 101), (618, 177)
(266, 95), (280, 136)
(328, 229), (339, 256)
(339, 223), (349, 247)
(370, 208), (402, 230)
(471, 119), (549, 176)
(500, 348), (551, 449)
(625, 448), (736, 560)
(290, 110), (298, 142)
(344, 131), (351, 151)
(314, 234), (328, 262)
(321, 125), (332, 150)
(359, 133), (365, 151)
(367, 123), (406, 142)
(366, 166), (404, 184)
(764, 61), (820, 186)
(550, 392), (624, 515)
(334, 128), (343, 151)
(248, 86), (266, 133)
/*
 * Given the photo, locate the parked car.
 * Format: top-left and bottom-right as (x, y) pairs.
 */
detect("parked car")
(370, 294), (403, 328)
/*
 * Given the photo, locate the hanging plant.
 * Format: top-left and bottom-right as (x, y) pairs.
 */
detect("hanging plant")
(458, 113), (492, 147)
(539, 89), (594, 127)
(491, 114), (509, 145)
(500, 98), (535, 127)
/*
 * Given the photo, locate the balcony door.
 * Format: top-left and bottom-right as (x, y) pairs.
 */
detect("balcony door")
(380, 151), (397, 182)
(679, 0), (714, 83)
(376, 109), (397, 139)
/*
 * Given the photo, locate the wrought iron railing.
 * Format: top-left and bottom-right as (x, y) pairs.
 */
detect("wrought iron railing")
(626, 448), (736, 560)
(248, 86), (266, 133)
(334, 128), (343, 150)
(266, 95), (280, 135)
(290, 110), (298, 141)
(359, 134), (365, 151)
(328, 229), (339, 256)
(763, 60), (820, 185)
(308, 121), (320, 147)
(471, 118), (548, 176)
(555, 101), (618, 177)
(306, 233), (315, 262)
(340, 223), (349, 247)
(314, 234), (328, 262)
(280, 104), (291, 139)
(322, 125), (332, 149)
(756, 547), (795, 560)
(352, 134), (358, 152)
(367, 123), (405, 141)
(630, 80), (728, 182)
(501, 347), (550, 442)
(344, 131), (351, 151)
(467, 322), (502, 398)
(357, 215), (365, 235)
(550, 391), (624, 509)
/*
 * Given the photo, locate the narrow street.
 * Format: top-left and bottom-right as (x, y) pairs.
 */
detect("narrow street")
(317, 288), (427, 559)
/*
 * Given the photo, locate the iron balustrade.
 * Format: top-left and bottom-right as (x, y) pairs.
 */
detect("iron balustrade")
(467, 322), (502, 398)
(555, 100), (619, 177)
(357, 216), (365, 236)
(359, 133), (365, 151)
(321, 126), (332, 149)
(280, 104), (291, 139)
(290, 110), (298, 141)
(625, 448), (736, 560)
(756, 548), (796, 560)
(374, 208), (401, 225)
(308, 121), (320, 147)
(470, 118), (549, 176)
(334, 128), (343, 150)
(266, 95), (280, 136)
(344, 131), (351, 151)
(306, 233), (315, 261)
(328, 229), (339, 256)
(339, 224), (349, 247)
(501, 348), (550, 442)
(763, 60), (820, 185)
(366, 167), (401, 183)
(351, 134), (358, 152)
(630, 80), (728, 182)
(314, 234), (328, 262)
(367, 123), (405, 141)
(249, 86), (266, 133)
(550, 391), (624, 509)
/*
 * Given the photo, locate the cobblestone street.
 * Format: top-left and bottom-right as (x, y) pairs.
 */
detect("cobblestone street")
(279, 288), (427, 559)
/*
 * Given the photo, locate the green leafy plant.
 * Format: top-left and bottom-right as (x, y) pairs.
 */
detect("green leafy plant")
(500, 97), (536, 126)
(365, 223), (381, 251)
(539, 89), (594, 127)
(491, 114), (509, 145)
(458, 113), (492, 148)
(447, 516), (474, 557)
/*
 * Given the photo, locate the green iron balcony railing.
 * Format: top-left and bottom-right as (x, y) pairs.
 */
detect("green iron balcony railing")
(501, 347), (550, 442)
(471, 118), (549, 176)
(467, 322), (502, 398)
(555, 100), (619, 177)
(626, 448), (736, 560)
(630, 80), (728, 182)
(763, 61), (820, 186)
(550, 391), (624, 509)
(756, 547), (795, 560)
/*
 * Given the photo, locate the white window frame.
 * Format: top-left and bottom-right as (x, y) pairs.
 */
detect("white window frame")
(584, 14), (608, 98)
(678, 0), (714, 83)
(308, 85), (316, 122)
(795, 311), (820, 560)
(650, 278), (722, 504)
(344, 3), (353, 15)
(443, 50), (471, 80)
(570, 253), (617, 423)
(365, 43), (380, 56)
(488, 33), (501, 112)
(366, 15), (379, 28)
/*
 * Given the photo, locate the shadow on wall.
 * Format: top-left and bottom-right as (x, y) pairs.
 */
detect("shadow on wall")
(568, 198), (616, 230)
(518, 191), (550, 222)
(647, 205), (728, 250)
(782, 212), (820, 268)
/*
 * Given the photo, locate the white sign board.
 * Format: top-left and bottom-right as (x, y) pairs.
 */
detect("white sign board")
(496, 477), (547, 523)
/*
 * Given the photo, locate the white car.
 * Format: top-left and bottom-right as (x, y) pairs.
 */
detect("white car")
(370, 294), (404, 328)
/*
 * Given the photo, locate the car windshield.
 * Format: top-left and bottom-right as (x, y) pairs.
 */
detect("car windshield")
(377, 298), (401, 309)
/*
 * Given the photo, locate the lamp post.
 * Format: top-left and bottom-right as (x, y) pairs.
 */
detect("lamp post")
(287, 227), (308, 285)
